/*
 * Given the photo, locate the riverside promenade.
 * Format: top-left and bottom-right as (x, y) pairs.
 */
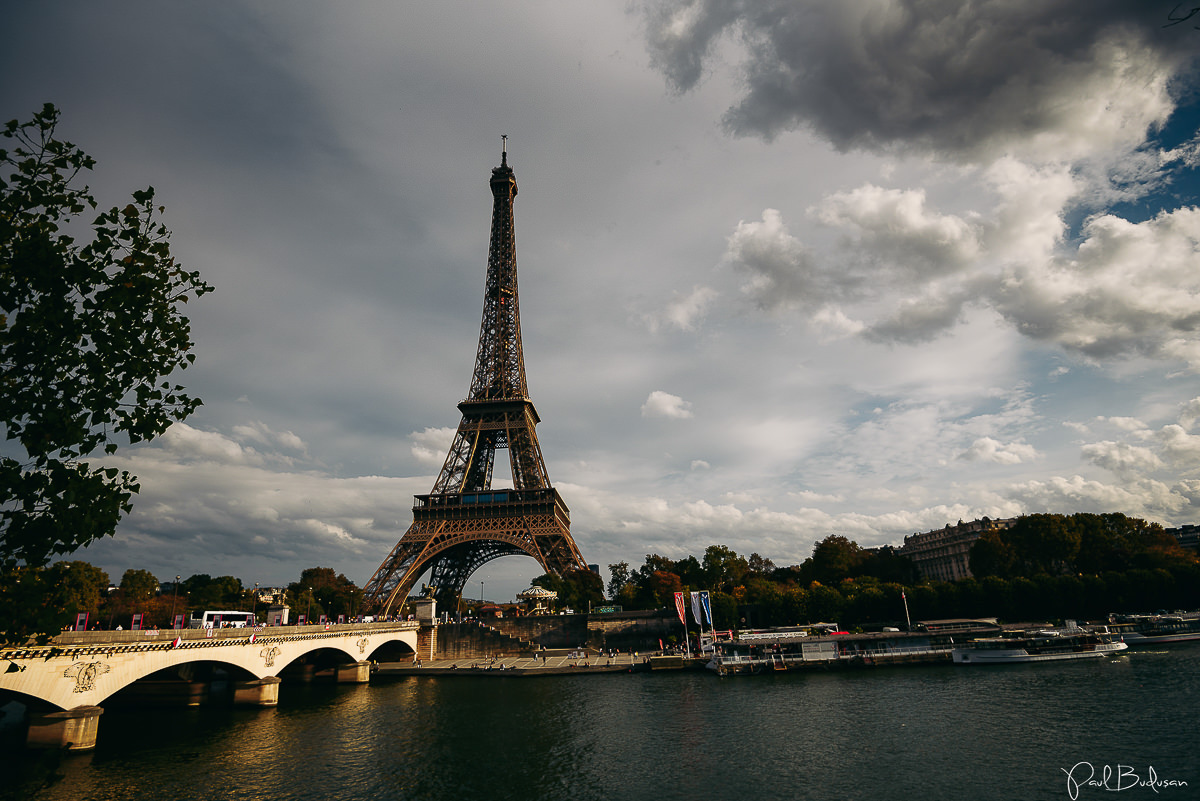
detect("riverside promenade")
(376, 649), (702, 676)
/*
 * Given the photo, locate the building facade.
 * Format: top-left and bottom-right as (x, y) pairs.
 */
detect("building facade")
(900, 517), (1017, 582)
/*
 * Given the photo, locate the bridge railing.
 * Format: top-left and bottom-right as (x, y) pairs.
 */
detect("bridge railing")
(1, 621), (420, 654)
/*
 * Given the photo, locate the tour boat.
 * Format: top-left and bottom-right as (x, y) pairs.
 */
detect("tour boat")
(952, 630), (1128, 664)
(1104, 614), (1200, 646)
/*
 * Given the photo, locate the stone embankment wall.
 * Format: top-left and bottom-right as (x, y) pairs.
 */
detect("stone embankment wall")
(435, 611), (682, 658)
(435, 623), (534, 659)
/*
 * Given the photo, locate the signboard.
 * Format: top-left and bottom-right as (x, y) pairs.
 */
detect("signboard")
(172, 614), (185, 630)
(74, 612), (89, 632)
(131, 613), (143, 631)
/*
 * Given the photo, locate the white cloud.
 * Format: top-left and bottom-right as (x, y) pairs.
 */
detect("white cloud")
(1081, 440), (1164, 474)
(959, 437), (1039, 465)
(646, 285), (719, 332)
(641, 390), (694, 419)
(161, 423), (263, 466)
(812, 184), (981, 277)
(723, 209), (836, 313)
(409, 427), (457, 467)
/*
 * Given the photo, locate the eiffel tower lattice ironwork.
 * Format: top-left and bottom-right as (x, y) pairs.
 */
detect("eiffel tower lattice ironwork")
(362, 142), (587, 615)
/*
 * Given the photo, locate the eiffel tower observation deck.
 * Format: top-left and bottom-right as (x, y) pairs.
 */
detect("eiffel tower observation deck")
(362, 141), (588, 615)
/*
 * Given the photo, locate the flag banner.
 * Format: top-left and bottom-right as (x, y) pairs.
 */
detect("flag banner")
(673, 592), (687, 625)
(172, 614), (185, 630)
(700, 591), (713, 625)
(171, 637), (182, 648)
(74, 612), (88, 631)
(131, 613), (142, 631)
(248, 632), (256, 643)
(690, 592), (702, 625)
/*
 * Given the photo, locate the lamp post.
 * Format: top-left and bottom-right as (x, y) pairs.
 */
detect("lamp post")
(306, 587), (312, 624)
(253, 582), (259, 624)
(171, 575), (181, 628)
(480, 580), (485, 604)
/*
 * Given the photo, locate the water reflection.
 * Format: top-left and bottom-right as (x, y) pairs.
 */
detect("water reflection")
(2, 645), (1196, 801)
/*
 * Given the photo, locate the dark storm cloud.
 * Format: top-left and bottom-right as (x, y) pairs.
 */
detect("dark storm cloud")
(643, 0), (1197, 157)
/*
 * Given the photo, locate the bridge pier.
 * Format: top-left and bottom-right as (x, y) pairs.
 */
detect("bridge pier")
(26, 705), (104, 751)
(233, 676), (282, 706)
(336, 661), (372, 684)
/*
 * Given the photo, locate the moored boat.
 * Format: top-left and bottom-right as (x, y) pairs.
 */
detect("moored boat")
(1103, 613), (1200, 646)
(952, 630), (1127, 665)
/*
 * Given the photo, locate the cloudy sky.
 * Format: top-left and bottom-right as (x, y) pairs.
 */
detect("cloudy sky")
(6, 1), (1200, 600)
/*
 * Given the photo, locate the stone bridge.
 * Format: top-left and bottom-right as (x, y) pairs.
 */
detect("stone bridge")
(0, 621), (424, 751)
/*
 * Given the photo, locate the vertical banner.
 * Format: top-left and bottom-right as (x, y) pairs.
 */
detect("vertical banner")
(212, 614), (222, 628)
(297, 614), (307, 625)
(673, 592), (686, 625)
(337, 614), (346, 624)
(690, 592), (702, 625)
(700, 591), (713, 625)
(131, 613), (143, 631)
(172, 613), (185, 630)
(319, 615), (328, 625)
(74, 612), (89, 631)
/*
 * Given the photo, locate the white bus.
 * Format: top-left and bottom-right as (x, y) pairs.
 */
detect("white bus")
(188, 610), (257, 629)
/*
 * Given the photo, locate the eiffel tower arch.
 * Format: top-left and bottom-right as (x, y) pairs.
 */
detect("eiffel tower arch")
(363, 142), (588, 616)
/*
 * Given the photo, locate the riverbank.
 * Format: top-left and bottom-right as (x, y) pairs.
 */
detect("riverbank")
(375, 650), (707, 677)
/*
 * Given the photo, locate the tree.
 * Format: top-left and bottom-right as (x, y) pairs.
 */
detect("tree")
(119, 568), (159, 603)
(288, 566), (364, 619)
(803, 535), (863, 584)
(701, 545), (748, 592)
(606, 560), (631, 600)
(0, 105), (211, 637)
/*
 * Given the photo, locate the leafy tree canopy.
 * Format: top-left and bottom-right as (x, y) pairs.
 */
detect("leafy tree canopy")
(0, 104), (212, 585)
(119, 568), (159, 603)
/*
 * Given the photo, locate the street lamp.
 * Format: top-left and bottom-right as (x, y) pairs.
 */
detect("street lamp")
(480, 580), (485, 604)
(171, 575), (181, 628)
(306, 587), (312, 623)
(253, 582), (259, 624)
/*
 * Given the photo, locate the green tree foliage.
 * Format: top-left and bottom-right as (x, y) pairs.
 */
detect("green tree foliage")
(287, 566), (363, 620)
(0, 105), (211, 643)
(119, 568), (159, 603)
(970, 513), (1195, 580)
(802, 535), (863, 584)
(532, 568), (604, 611)
(181, 574), (244, 613)
(702, 544), (748, 592)
(606, 560), (631, 600)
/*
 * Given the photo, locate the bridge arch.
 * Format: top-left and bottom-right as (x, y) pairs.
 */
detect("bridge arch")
(0, 623), (420, 712)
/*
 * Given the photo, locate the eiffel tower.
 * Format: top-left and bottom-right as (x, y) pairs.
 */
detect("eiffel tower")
(362, 141), (588, 615)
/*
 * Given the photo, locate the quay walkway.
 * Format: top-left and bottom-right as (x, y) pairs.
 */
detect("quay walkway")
(375, 649), (702, 677)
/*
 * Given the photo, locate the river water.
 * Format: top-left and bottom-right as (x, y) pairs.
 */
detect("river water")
(4, 643), (1197, 801)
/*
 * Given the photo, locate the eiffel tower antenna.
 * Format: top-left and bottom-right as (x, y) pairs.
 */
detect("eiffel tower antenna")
(362, 144), (587, 615)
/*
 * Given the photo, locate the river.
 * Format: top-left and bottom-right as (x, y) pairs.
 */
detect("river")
(3, 642), (1197, 801)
